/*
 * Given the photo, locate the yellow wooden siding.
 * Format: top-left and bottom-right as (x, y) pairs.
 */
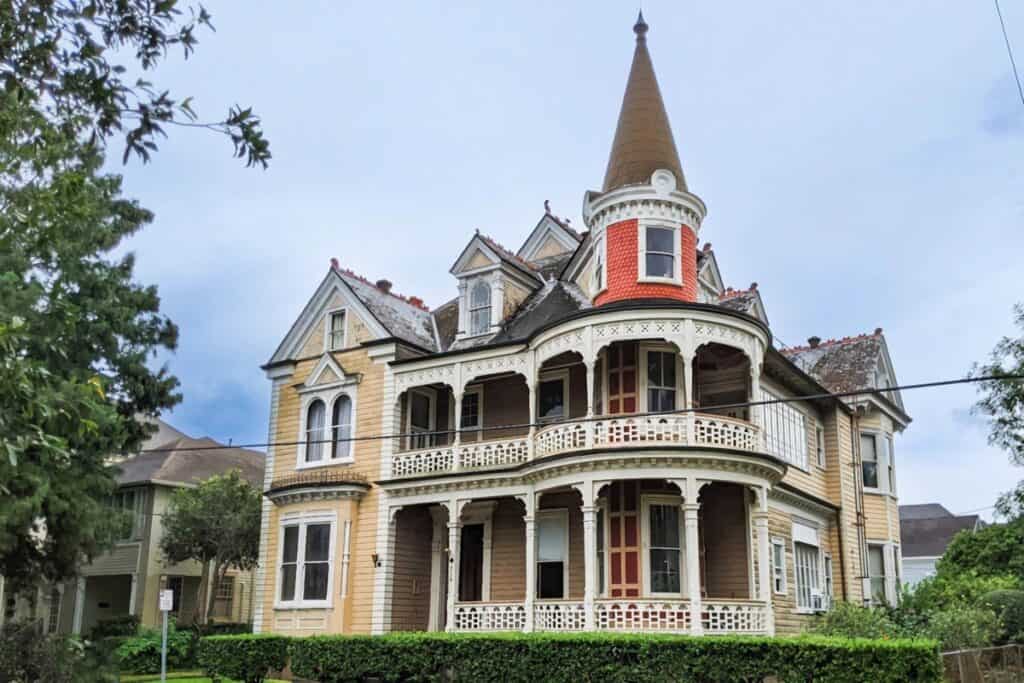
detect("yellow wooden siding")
(768, 508), (837, 636)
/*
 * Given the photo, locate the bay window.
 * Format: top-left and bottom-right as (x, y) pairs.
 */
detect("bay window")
(278, 516), (335, 608)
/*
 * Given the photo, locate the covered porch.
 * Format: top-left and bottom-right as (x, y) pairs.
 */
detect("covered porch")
(385, 476), (776, 636)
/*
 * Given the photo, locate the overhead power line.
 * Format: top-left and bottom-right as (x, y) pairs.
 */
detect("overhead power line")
(137, 372), (1024, 454)
(995, 0), (1024, 106)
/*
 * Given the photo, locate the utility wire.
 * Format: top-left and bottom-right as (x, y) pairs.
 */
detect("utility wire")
(995, 0), (1024, 106)
(137, 372), (1024, 454)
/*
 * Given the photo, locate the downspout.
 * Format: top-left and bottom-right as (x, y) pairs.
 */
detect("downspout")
(851, 411), (869, 604)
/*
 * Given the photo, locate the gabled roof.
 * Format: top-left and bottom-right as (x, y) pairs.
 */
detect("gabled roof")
(491, 280), (592, 344)
(718, 284), (768, 326)
(517, 210), (582, 262)
(899, 503), (954, 520)
(114, 418), (264, 488)
(602, 13), (686, 192)
(335, 268), (437, 351)
(450, 232), (542, 283)
(900, 513), (982, 558)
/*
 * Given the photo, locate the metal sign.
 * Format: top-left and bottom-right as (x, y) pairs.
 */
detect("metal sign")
(159, 589), (173, 612)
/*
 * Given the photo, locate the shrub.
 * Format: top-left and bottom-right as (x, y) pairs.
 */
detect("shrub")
(981, 589), (1024, 643)
(273, 632), (942, 683)
(194, 621), (253, 637)
(198, 633), (289, 683)
(901, 572), (1020, 614)
(923, 606), (1001, 651)
(811, 601), (907, 639)
(89, 614), (140, 639)
(114, 621), (196, 674)
(0, 620), (115, 682)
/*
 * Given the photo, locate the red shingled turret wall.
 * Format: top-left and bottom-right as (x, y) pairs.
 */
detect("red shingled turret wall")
(594, 219), (698, 306)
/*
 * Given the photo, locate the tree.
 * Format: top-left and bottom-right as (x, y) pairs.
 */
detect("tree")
(973, 303), (1024, 520)
(1, 0), (270, 167)
(937, 522), (1024, 582)
(159, 470), (260, 624)
(0, 0), (269, 585)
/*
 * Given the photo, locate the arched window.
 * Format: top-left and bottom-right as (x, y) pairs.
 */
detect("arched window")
(305, 400), (326, 462)
(332, 395), (352, 461)
(469, 281), (491, 335)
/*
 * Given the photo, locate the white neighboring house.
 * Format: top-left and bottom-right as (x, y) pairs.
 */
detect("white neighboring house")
(0, 418), (264, 635)
(899, 504), (984, 588)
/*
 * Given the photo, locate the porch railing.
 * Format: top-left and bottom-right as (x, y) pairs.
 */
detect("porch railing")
(392, 413), (761, 478)
(449, 599), (768, 635)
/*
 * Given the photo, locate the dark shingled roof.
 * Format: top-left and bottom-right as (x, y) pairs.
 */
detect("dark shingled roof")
(899, 503), (954, 520)
(780, 332), (884, 394)
(114, 419), (264, 489)
(338, 270), (438, 351)
(431, 298), (459, 352)
(530, 252), (576, 281)
(491, 281), (591, 344)
(900, 514), (981, 558)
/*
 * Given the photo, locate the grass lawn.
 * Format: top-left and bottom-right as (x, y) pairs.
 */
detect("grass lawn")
(120, 673), (287, 683)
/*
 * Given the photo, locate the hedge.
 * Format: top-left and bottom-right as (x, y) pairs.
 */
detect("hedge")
(198, 633), (290, 683)
(202, 632), (942, 683)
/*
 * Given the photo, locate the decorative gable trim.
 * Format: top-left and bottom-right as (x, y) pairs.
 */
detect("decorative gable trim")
(698, 249), (724, 294)
(451, 236), (504, 276)
(517, 214), (580, 262)
(267, 270), (390, 366)
(299, 353), (361, 393)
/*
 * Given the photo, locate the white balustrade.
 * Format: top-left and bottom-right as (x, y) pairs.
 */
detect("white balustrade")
(391, 446), (454, 477)
(692, 414), (760, 452)
(594, 600), (692, 633)
(533, 601), (587, 631)
(701, 600), (769, 634)
(460, 437), (529, 470)
(534, 422), (588, 458)
(453, 602), (528, 631)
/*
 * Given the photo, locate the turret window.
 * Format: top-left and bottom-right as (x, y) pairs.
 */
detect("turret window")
(469, 281), (492, 335)
(640, 225), (680, 283)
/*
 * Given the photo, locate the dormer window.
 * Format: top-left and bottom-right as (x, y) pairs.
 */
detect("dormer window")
(328, 310), (346, 350)
(469, 281), (492, 335)
(642, 226), (678, 281)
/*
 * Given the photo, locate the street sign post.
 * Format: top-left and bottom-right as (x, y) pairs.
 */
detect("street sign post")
(159, 589), (173, 682)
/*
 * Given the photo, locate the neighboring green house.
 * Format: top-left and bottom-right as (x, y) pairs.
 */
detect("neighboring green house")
(0, 418), (263, 635)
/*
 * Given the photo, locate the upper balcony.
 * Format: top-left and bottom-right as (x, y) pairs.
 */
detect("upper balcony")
(383, 306), (796, 482)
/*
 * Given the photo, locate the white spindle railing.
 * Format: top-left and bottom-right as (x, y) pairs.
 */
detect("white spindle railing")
(453, 602), (528, 631)
(594, 600), (692, 633)
(701, 600), (769, 634)
(393, 414), (760, 476)
(460, 438), (529, 470)
(533, 601), (587, 631)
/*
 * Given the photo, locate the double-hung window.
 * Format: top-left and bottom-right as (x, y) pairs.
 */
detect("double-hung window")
(886, 436), (896, 493)
(469, 281), (491, 336)
(646, 350), (677, 413)
(538, 372), (568, 423)
(305, 400), (327, 463)
(763, 390), (809, 470)
(861, 433), (880, 490)
(407, 389), (436, 450)
(536, 510), (568, 599)
(304, 394), (355, 465)
(794, 542), (822, 611)
(278, 516), (335, 608)
(771, 538), (787, 594)
(816, 424), (826, 468)
(331, 396), (353, 461)
(327, 310), (346, 350)
(646, 500), (682, 595)
(824, 554), (834, 607)
(459, 387), (483, 442)
(642, 226), (677, 280)
(867, 545), (886, 604)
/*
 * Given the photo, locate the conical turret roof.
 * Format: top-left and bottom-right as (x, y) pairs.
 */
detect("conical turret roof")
(602, 13), (686, 192)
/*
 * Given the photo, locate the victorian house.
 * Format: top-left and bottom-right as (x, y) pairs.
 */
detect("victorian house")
(251, 15), (908, 638)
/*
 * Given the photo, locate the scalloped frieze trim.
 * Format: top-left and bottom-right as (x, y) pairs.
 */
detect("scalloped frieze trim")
(267, 484), (368, 506)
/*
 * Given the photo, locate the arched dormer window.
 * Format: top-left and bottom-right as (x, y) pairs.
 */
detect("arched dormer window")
(332, 395), (353, 461)
(305, 399), (327, 463)
(469, 281), (491, 335)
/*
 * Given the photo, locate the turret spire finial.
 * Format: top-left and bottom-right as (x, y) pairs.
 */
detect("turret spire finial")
(634, 10), (648, 40)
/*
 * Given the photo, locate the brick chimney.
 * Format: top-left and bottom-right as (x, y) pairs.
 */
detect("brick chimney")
(376, 279), (392, 294)
(808, 336), (821, 348)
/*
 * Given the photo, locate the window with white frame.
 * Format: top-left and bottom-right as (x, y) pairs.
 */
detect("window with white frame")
(305, 399), (327, 463)
(278, 516), (335, 608)
(536, 510), (568, 599)
(816, 424), (826, 468)
(645, 350), (677, 413)
(459, 387), (483, 441)
(642, 225), (678, 280)
(771, 538), (787, 594)
(886, 436), (896, 493)
(110, 489), (145, 541)
(867, 544), (886, 604)
(592, 235), (605, 292)
(537, 371), (568, 423)
(469, 280), (491, 336)
(861, 432), (880, 490)
(331, 395), (353, 461)
(824, 554), (834, 607)
(794, 542), (822, 611)
(644, 499), (683, 595)
(406, 389), (436, 450)
(763, 389), (808, 470)
(327, 310), (346, 350)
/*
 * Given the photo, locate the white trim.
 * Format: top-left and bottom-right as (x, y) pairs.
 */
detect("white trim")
(589, 233), (607, 297)
(638, 344), (683, 413)
(517, 214), (580, 261)
(296, 384), (358, 468)
(640, 494), (686, 598)
(770, 536), (787, 595)
(535, 508), (570, 599)
(815, 423), (826, 470)
(637, 221), (683, 285)
(859, 429), (891, 494)
(458, 385), (484, 442)
(274, 511), (337, 610)
(324, 306), (348, 352)
(459, 502), (496, 601)
(537, 369), (571, 424)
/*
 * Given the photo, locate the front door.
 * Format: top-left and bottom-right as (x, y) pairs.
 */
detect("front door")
(458, 524), (484, 602)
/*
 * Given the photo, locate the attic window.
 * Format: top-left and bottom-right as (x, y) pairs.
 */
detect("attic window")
(328, 311), (346, 350)
(469, 281), (491, 335)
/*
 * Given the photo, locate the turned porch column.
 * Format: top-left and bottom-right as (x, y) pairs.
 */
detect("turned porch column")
(582, 504), (597, 630)
(445, 515), (463, 632)
(683, 479), (704, 635)
(523, 494), (537, 632)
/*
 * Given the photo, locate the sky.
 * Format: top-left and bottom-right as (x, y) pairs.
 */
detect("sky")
(112, 1), (1024, 520)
